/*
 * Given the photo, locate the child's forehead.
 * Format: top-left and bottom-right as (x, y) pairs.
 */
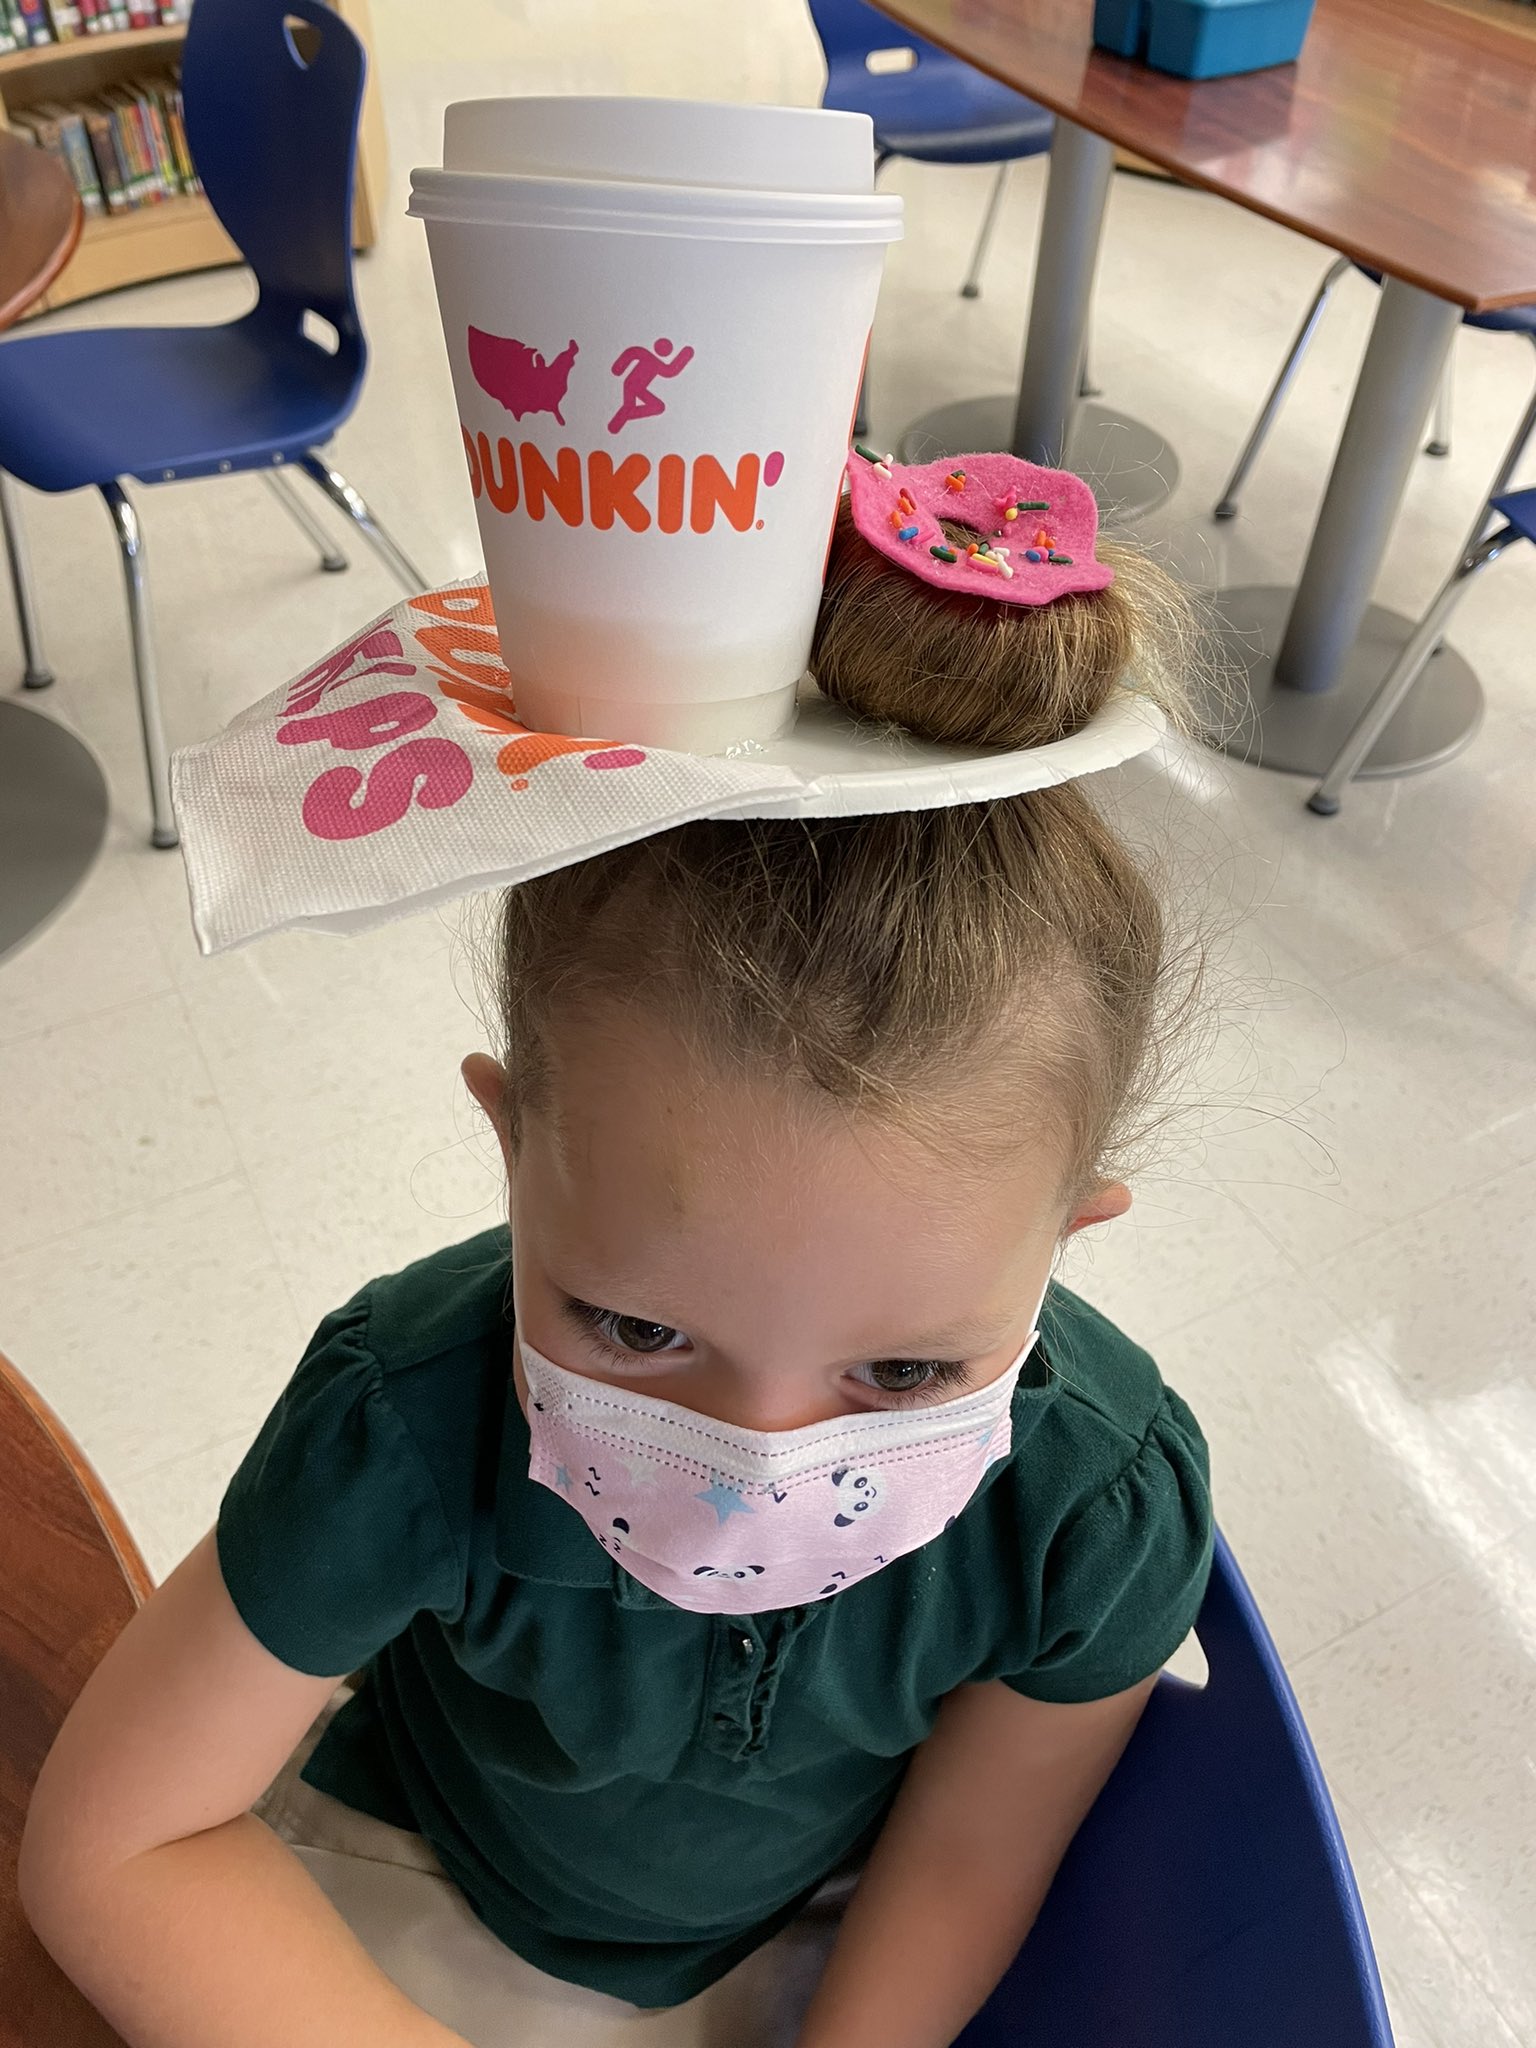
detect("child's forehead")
(525, 1012), (1067, 1275)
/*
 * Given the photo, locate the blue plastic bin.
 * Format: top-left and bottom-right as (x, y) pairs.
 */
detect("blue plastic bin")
(1093, 0), (1316, 79)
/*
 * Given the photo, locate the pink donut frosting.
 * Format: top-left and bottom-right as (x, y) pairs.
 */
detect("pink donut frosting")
(846, 448), (1114, 606)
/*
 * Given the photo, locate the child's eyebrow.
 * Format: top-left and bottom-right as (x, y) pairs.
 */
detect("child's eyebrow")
(863, 1315), (1019, 1358)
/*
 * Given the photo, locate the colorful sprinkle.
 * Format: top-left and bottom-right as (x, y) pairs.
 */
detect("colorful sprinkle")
(897, 489), (916, 514)
(1018, 500), (1050, 511)
(945, 470), (966, 492)
(1025, 548), (1044, 562)
(1003, 506), (1019, 521)
(930, 545), (958, 562)
(1049, 553), (1074, 564)
(854, 443), (882, 464)
(969, 552), (1005, 574)
(897, 523), (919, 542)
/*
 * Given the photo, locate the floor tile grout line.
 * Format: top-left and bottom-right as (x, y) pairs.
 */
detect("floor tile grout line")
(1340, 1799), (1525, 2048)
(0, 1166), (251, 1272)
(1348, 1797), (1535, 2047)
(0, 964), (186, 1053)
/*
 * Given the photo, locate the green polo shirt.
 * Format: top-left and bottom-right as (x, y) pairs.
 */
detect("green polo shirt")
(218, 1226), (1210, 2009)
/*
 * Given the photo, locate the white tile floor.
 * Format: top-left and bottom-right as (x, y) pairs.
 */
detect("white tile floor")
(2, 2), (1535, 2040)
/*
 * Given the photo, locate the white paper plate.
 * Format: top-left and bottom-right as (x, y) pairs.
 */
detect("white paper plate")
(715, 678), (1166, 817)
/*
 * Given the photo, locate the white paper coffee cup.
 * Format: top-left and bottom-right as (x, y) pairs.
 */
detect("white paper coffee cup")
(409, 98), (901, 750)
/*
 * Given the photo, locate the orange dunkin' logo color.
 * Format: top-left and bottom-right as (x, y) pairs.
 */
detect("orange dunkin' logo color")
(407, 584), (646, 788)
(461, 432), (786, 535)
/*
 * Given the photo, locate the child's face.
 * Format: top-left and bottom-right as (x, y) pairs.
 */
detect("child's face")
(466, 1014), (1128, 1433)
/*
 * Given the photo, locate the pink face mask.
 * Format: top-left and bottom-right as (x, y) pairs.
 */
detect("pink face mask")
(521, 1322), (1042, 1615)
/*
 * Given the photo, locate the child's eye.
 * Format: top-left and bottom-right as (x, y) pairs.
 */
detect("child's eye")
(565, 1299), (689, 1356)
(852, 1358), (971, 1403)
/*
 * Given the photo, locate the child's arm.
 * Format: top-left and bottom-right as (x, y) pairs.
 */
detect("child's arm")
(795, 1675), (1155, 2048)
(19, 1533), (469, 2048)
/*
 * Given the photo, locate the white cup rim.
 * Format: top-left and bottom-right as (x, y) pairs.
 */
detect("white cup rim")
(408, 166), (904, 244)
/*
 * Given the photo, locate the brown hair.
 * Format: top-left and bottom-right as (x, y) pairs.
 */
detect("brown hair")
(490, 497), (1206, 1202)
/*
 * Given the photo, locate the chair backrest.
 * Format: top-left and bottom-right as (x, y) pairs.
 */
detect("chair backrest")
(0, 1351), (150, 2048)
(180, 0), (366, 337)
(959, 1533), (1394, 2048)
(805, 0), (952, 79)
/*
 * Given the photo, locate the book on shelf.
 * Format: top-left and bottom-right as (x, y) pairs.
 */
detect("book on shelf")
(13, 0), (55, 45)
(83, 98), (127, 209)
(0, 0), (190, 40)
(10, 67), (201, 219)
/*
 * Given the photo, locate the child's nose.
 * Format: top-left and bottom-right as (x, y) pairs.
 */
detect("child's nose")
(697, 1369), (844, 1435)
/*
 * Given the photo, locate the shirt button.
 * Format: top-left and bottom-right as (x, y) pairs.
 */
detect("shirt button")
(737, 1635), (755, 1657)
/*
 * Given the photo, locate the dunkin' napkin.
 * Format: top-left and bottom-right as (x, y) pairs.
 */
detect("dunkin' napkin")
(171, 578), (1166, 956)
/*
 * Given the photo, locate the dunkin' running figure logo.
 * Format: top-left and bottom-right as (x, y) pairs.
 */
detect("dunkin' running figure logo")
(608, 337), (694, 434)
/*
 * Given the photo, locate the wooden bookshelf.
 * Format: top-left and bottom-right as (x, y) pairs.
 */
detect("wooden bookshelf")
(0, 0), (386, 316)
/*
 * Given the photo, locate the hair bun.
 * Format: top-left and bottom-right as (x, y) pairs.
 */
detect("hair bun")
(811, 495), (1189, 750)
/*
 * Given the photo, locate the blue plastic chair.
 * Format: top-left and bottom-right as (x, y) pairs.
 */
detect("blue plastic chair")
(962, 1533), (1394, 2048)
(1214, 257), (1536, 524)
(0, 0), (424, 850)
(807, 0), (1054, 301)
(1306, 483), (1534, 814)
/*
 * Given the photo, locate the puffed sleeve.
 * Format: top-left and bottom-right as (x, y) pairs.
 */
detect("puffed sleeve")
(1004, 1386), (1213, 1704)
(216, 1298), (462, 1677)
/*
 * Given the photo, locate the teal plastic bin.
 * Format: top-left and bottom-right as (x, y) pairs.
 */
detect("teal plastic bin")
(1093, 0), (1316, 79)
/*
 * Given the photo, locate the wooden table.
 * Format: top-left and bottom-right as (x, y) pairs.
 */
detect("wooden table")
(874, 0), (1536, 777)
(0, 127), (109, 959)
(1, 1349), (148, 2046)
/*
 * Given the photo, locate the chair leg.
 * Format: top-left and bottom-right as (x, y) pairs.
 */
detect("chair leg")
(1306, 520), (1512, 815)
(1215, 254), (1351, 520)
(296, 454), (427, 595)
(263, 465), (349, 572)
(1, 469), (56, 689)
(100, 481), (177, 850)
(960, 162), (1011, 300)
(1424, 354), (1453, 457)
(1456, 338), (1536, 559)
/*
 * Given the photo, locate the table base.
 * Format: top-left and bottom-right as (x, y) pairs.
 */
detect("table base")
(896, 396), (1178, 519)
(1203, 585), (1484, 779)
(0, 701), (109, 961)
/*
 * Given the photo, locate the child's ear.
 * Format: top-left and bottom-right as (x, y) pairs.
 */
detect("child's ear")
(462, 1053), (515, 1170)
(1061, 1180), (1132, 1238)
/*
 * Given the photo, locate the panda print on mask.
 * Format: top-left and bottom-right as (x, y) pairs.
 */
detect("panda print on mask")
(830, 1468), (883, 1527)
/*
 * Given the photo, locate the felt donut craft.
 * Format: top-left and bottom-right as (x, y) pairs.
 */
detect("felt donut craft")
(846, 446), (1115, 606)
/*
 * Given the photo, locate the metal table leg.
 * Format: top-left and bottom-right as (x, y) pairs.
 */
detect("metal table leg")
(1208, 277), (1482, 777)
(897, 120), (1177, 517)
(0, 701), (109, 961)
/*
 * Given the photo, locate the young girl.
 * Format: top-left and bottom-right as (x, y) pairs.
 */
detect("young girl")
(21, 471), (1213, 2048)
